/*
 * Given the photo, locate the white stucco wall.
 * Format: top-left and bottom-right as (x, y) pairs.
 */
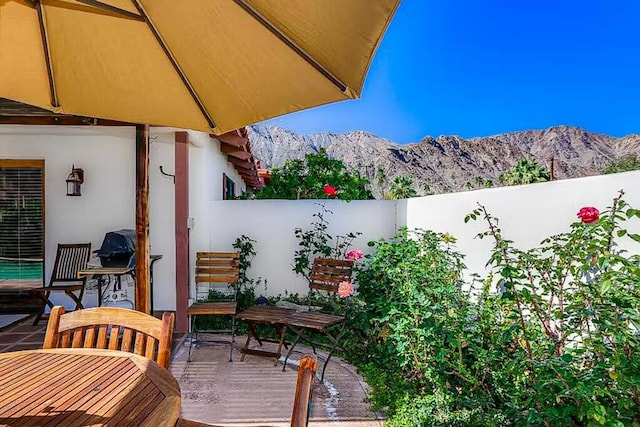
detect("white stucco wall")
(187, 132), (246, 303)
(1, 125), (248, 312)
(0, 125), (136, 309)
(402, 171), (640, 281)
(207, 171), (640, 298)
(3, 124), (637, 311)
(148, 129), (177, 311)
(208, 199), (398, 296)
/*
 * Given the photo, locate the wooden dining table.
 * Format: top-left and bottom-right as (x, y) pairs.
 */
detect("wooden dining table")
(0, 348), (181, 427)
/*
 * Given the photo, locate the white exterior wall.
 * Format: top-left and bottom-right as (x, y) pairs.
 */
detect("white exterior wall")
(187, 132), (245, 303)
(208, 171), (640, 298)
(208, 200), (397, 296)
(0, 125), (247, 312)
(2, 124), (638, 310)
(148, 129), (177, 311)
(403, 171), (640, 280)
(0, 126), (136, 309)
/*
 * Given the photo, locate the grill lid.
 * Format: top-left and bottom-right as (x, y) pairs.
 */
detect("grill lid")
(96, 229), (136, 257)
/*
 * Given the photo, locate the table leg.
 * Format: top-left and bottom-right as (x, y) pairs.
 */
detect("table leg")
(240, 321), (262, 362)
(273, 324), (288, 367)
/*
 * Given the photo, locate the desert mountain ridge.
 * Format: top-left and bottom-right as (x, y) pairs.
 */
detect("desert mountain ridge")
(247, 125), (640, 198)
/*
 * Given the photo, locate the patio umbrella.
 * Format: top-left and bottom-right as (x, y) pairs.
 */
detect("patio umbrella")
(0, 0), (400, 134)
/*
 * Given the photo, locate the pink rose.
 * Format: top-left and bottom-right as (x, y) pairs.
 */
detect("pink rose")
(577, 207), (599, 224)
(346, 249), (364, 261)
(323, 185), (337, 197)
(337, 281), (354, 298)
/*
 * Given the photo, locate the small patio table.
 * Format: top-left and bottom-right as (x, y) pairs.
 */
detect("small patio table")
(236, 305), (296, 365)
(0, 348), (181, 426)
(77, 254), (162, 308)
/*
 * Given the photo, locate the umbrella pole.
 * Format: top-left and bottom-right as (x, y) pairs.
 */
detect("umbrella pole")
(135, 124), (151, 314)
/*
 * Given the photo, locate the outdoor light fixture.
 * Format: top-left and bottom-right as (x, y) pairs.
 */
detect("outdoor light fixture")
(66, 165), (84, 196)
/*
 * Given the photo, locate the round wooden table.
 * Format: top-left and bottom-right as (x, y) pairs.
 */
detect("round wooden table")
(0, 348), (181, 426)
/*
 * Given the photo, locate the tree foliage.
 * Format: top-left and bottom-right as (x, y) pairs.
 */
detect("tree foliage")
(602, 154), (640, 174)
(386, 175), (418, 199)
(249, 148), (371, 200)
(498, 157), (550, 186)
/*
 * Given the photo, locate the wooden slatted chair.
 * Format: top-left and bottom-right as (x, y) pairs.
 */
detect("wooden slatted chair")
(43, 305), (175, 369)
(187, 252), (240, 362)
(290, 355), (318, 427)
(281, 258), (354, 380)
(33, 243), (92, 324)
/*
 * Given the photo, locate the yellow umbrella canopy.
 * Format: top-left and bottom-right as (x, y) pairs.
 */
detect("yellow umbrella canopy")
(0, 0), (400, 134)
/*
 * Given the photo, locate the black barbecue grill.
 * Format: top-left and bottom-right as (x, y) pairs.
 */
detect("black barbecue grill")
(95, 229), (136, 268)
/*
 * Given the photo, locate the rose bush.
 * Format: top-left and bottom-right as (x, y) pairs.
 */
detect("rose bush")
(344, 192), (640, 426)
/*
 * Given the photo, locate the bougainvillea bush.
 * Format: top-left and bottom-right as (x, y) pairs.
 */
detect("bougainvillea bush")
(346, 192), (640, 426)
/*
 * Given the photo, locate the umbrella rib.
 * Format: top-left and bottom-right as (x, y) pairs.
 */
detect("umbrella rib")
(130, 0), (217, 130)
(73, 0), (144, 21)
(35, 0), (59, 108)
(232, 0), (348, 93)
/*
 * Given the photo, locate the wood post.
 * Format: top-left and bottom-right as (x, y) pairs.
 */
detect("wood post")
(175, 131), (190, 332)
(135, 124), (150, 313)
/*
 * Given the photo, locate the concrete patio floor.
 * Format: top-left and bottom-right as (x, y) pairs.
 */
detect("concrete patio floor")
(0, 317), (384, 427)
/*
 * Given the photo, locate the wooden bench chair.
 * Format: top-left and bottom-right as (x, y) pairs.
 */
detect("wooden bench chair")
(43, 305), (175, 369)
(187, 252), (240, 362)
(281, 258), (354, 380)
(33, 243), (91, 324)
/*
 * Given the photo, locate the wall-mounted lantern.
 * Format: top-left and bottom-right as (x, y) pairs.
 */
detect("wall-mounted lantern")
(66, 165), (84, 196)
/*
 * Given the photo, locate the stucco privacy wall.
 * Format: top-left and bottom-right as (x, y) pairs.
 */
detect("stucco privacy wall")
(0, 125), (245, 312)
(208, 199), (397, 296)
(402, 170), (640, 282)
(207, 171), (639, 298)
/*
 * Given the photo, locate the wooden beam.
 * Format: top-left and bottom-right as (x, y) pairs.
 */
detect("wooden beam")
(175, 131), (189, 332)
(227, 156), (256, 170)
(219, 141), (247, 154)
(227, 151), (253, 161)
(216, 131), (247, 147)
(135, 124), (150, 314)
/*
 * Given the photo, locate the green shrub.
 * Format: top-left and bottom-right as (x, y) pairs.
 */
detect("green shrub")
(347, 193), (640, 426)
(469, 191), (640, 426)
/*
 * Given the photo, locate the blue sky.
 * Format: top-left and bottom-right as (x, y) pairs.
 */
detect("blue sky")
(264, 0), (640, 143)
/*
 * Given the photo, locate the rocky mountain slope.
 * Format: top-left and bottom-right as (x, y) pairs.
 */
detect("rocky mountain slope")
(247, 125), (640, 198)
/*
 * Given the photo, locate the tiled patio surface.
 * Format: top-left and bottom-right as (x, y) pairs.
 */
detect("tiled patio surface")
(0, 316), (384, 427)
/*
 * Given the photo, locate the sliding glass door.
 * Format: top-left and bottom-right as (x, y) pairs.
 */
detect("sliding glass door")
(0, 160), (45, 285)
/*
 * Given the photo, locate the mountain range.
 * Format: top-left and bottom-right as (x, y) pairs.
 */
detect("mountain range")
(247, 125), (640, 198)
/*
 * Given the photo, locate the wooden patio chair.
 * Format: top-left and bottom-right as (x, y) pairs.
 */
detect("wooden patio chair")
(187, 252), (240, 362)
(281, 258), (354, 380)
(43, 305), (175, 369)
(290, 355), (318, 427)
(33, 243), (92, 324)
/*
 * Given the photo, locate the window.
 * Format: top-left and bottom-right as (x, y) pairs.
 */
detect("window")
(222, 173), (235, 200)
(0, 160), (45, 285)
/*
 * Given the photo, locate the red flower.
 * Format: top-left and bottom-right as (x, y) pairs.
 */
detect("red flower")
(323, 185), (337, 197)
(577, 207), (599, 224)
